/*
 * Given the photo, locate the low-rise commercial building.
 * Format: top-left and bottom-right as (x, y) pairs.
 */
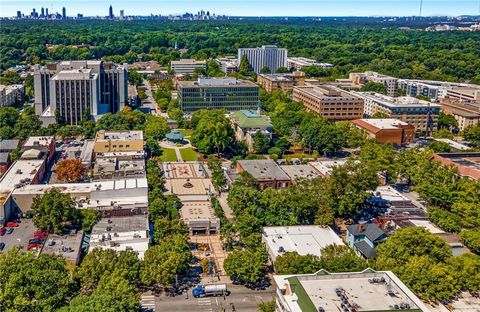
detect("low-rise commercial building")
(286, 57), (333, 71)
(236, 159), (291, 190)
(170, 59), (206, 75)
(22, 136), (56, 161)
(273, 269), (429, 312)
(352, 118), (415, 146)
(0, 139), (20, 174)
(177, 78), (259, 112)
(93, 130), (144, 154)
(0, 84), (25, 107)
(41, 230), (84, 264)
(292, 85), (364, 121)
(257, 71), (305, 93)
(279, 165), (321, 181)
(349, 71), (398, 96)
(308, 159), (348, 177)
(230, 110), (272, 152)
(397, 79), (480, 103)
(262, 225), (344, 263)
(93, 151), (146, 181)
(358, 92), (441, 133)
(440, 98), (480, 131)
(215, 57), (237, 73)
(89, 215), (150, 259)
(432, 152), (480, 180)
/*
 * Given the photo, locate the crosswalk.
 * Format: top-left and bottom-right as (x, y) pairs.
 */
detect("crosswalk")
(197, 297), (213, 312)
(140, 294), (156, 311)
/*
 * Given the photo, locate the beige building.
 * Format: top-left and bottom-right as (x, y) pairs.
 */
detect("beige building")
(349, 71), (398, 96)
(257, 71), (305, 93)
(93, 130), (144, 154)
(440, 98), (480, 131)
(358, 92), (441, 133)
(292, 85), (364, 121)
(170, 59), (206, 75)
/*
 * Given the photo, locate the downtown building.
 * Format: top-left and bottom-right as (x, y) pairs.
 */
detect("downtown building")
(177, 78), (259, 112)
(238, 45), (288, 73)
(34, 60), (128, 125)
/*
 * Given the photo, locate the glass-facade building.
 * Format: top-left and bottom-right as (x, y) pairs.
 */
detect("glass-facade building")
(178, 78), (260, 112)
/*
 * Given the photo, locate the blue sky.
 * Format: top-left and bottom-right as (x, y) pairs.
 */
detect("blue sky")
(1, 0), (479, 17)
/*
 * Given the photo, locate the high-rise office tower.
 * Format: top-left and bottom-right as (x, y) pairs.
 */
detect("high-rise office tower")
(120, 10), (124, 18)
(62, 7), (66, 19)
(34, 61), (128, 125)
(109, 5), (113, 19)
(16, 11), (21, 19)
(40, 7), (45, 18)
(238, 45), (288, 74)
(45, 8), (49, 17)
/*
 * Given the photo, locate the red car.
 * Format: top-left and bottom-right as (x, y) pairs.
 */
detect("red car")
(0, 227), (5, 236)
(6, 222), (19, 227)
(34, 232), (46, 239)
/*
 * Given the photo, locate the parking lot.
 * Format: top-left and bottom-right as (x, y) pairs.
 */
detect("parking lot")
(0, 219), (37, 252)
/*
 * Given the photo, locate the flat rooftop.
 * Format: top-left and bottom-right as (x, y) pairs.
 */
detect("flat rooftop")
(433, 138), (471, 151)
(280, 165), (321, 180)
(52, 69), (96, 80)
(180, 200), (217, 222)
(294, 85), (359, 100)
(95, 130), (143, 141)
(92, 215), (149, 234)
(41, 230), (84, 264)
(177, 78), (257, 88)
(23, 136), (54, 148)
(373, 186), (411, 203)
(358, 92), (441, 109)
(435, 152), (480, 170)
(274, 270), (429, 312)
(0, 158), (45, 196)
(262, 225), (344, 260)
(354, 118), (409, 130)
(237, 159), (290, 181)
(308, 159), (348, 177)
(171, 59), (206, 65)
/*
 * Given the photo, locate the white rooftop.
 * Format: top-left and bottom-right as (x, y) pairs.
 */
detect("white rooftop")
(433, 138), (472, 151)
(262, 225), (344, 260)
(373, 185), (411, 203)
(359, 92), (441, 109)
(23, 136), (54, 148)
(308, 159), (348, 176)
(357, 118), (409, 130)
(0, 158), (45, 199)
(409, 219), (445, 234)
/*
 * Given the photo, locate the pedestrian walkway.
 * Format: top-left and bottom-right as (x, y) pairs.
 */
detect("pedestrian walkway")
(175, 148), (183, 162)
(197, 298), (213, 312)
(140, 294), (156, 311)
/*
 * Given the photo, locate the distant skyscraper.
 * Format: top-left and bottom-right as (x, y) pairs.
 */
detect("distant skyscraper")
(40, 7), (45, 18)
(45, 8), (49, 17)
(109, 5), (113, 19)
(120, 10), (124, 18)
(62, 7), (66, 19)
(238, 45), (288, 74)
(16, 11), (21, 19)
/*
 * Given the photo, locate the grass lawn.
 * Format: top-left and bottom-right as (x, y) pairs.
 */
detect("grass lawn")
(179, 147), (198, 161)
(160, 147), (178, 162)
(178, 129), (194, 137)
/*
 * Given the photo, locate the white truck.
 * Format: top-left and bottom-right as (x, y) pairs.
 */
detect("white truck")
(192, 284), (228, 298)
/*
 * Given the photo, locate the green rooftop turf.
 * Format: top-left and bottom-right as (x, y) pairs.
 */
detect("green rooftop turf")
(231, 110), (272, 129)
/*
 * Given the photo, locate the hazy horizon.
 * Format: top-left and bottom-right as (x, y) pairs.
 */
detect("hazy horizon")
(1, 0), (479, 18)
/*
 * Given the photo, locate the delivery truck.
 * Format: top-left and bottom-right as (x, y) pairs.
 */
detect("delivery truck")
(192, 284), (228, 298)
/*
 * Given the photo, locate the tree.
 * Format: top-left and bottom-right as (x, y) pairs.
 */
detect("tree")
(238, 55), (252, 76)
(145, 138), (162, 157)
(76, 249), (118, 291)
(128, 70), (143, 86)
(258, 300), (276, 312)
(433, 128), (454, 139)
(224, 247), (267, 284)
(206, 60), (224, 77)
(80, 209), (100, 232)
(372, 111), (390, 119)
(360, 82), (388, 94)
(142, 235), (192, 288)
(144, 115), (170, 141)
(275, 67), (289, 73)
(207, 155), (227, 192)
(336, 121), (367, 148)
(191, 110), (235, 155)
(274, 252), (321, 274)
(0, 248), (73, 312)
(56, 159), (87, 182)
(427, 141), (451, 153)
(31, 188), (80, 234)
(299, 117), (345, 155)
(318, 244), (368, 272)
(462, 124), (480, 147)
(153, 217), (189, 244)
(252, 131), (271, 154)
(0, 70), (22, 85)
(438, 112), (458, 130)
(260, 66), (271, 74)
(460, 230), (480, 254)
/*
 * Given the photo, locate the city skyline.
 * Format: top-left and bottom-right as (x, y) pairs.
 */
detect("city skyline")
(2, 0), (480, 18)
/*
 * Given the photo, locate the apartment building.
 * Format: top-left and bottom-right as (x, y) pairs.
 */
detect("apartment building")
(0, 84), (24, 107)
(33, 60), (128, 125)
(358, 92), (441, 133)
(440, 98), (480, 131)
(177, 78), (259, 112)
(286, 57), (333, 70)
(170, 59), (206, 75)
(349, 71), (398, 96)
(352, 118), (415, 146)
(292, 85), (364, 121)
(238, 45), (287, 73)
(257, 71), (305, 93)
(215, 57), (237, 73)
(93, 130), (144, 154)
(397, 79), (480, 103)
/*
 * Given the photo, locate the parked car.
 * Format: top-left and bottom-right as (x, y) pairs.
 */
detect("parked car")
(0, 227), (5, 236)
(0, 242), (5, 251)
(6, 222), (18, 227)
(27, 243), (42, 250)
(6, 228), (14, 234)
(34, 232), (46, 239)
(29, 238), (44, 244)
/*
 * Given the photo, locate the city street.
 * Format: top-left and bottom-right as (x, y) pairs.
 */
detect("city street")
(141, 79), (169, 117)
(155, 283), (275, 312)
